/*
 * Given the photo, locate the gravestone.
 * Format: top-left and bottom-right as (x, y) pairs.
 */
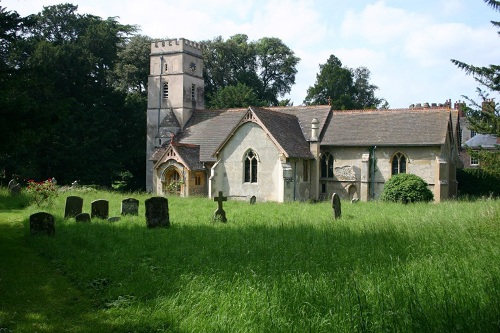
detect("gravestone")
(75, 213), (91, 223)
(91, 199), (109, 219)
(64, 196), (83, 218)
(108, 216), (121, 223)
(30, 212), (55, 235)
(145, 197), (170, 228)
(121, 198), (139, 216)
(250, 195), (256, 205)
(8, 179), (21, 195)
(213, 191), (227, 222)
(331, 193), (341, 219)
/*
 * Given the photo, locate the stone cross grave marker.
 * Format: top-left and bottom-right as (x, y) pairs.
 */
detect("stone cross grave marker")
(75, 213), (91, 223)
(121, 198), (139, 216)
(213, 191), (227, 222)
(145, 197), (170, 228)
(331, 193), (341, 219)
(64, 196), (83, 218)
(30, 212), (55, 235)
(91, 199), (109, 219)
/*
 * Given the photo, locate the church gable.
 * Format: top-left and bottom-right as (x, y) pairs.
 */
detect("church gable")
(214, 107), (313, 159)
(153, 143), (203, 171)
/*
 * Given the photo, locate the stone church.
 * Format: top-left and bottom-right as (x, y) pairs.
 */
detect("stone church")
(146, 38), (461, 202)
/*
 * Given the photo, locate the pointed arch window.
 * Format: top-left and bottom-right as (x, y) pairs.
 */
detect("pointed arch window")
(163, 82), (169, 99)
(391, 152), (407, 175)
(321, 152), (334, 178)
(244, 150), (258, 183)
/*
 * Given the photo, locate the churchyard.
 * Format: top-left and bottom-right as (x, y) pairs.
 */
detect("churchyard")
(1, 187), (500, 332)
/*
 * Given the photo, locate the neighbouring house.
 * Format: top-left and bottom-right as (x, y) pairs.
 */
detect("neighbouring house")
(459, 99), (499, 168)
(146, 38), (461, 202)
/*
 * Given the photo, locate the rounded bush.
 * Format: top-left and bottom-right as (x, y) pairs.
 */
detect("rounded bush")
(380, 173), (434, 203)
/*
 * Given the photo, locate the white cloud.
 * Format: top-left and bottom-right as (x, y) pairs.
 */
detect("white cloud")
(341, 1), (428, 46)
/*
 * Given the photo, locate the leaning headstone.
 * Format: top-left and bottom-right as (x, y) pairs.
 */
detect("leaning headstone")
(145, 197), (170, 228)
(108, 216), (121, 223)
(121, 198), (139, 216)
(331, 193), (341, 219)
(213, 191), (227, 222)
(249, 195), (256, 205)
(8, 179), (21, 195)
(91, 199), (109, 219)
(30, 212), (55, 235)
(64, 196), (83, 218)
(75, 213), (91, 223)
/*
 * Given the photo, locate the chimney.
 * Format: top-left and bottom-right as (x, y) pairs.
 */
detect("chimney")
(311, 118), (319, 141)
(482, 98), (495, 113)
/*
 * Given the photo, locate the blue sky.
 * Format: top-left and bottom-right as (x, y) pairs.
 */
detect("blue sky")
(6, 0), (499, 108)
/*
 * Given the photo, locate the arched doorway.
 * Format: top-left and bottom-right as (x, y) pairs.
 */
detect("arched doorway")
(162, 168), (182, 195)
(348, 184), (358, 201)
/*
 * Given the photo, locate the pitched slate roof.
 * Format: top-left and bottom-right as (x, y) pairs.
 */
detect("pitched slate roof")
(251, 107), (314, 159)
(321, 108), (453, 146)
(173, 143), (205, 170)
(175, 108), (247, 162)
(463, 134), (498, 148)
(270, 105), (331, 141)
(151, 142), (205, 171)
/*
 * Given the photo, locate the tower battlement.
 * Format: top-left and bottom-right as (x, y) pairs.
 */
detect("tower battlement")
(151, 38), (203, 56)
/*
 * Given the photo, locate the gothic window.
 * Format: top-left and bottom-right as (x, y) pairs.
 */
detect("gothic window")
(391, 152), (407, 175)
(191, 84), (196, 101)
(321, 152), (334, 178)
(163, 82), (169, 99)
(244, 150), (258, 183)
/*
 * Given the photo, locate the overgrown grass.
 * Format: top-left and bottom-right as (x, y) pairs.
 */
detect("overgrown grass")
(2, 188), (500, 332)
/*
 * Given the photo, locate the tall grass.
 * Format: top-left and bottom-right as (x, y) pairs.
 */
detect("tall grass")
(12, 190), (500, 331)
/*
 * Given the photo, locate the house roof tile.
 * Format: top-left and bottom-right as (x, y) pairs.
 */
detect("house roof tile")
(322, 108), (452, 146)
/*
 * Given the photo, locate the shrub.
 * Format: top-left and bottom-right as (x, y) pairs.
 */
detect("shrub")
(26, 179), (58, 206)
(380, 173), (434, 203)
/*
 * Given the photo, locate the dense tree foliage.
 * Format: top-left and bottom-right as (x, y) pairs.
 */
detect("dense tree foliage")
(304, 54), (387, 109)
(0, 4), (146, 189)
(452, 0), (500, 177)
(203, 34), (299, 108)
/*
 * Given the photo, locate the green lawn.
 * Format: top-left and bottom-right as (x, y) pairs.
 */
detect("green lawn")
(1, 188), (500, 332)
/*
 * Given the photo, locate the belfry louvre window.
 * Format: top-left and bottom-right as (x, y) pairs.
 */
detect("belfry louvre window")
(391, 152), (407, 175)
(163, 82), (169, 99)
(321, 152), (334, 178)
(244, 150), (258, 183)
(191, 84), (196, 101)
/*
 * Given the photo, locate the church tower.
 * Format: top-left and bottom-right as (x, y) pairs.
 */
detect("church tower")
(146, 38), (204, 191)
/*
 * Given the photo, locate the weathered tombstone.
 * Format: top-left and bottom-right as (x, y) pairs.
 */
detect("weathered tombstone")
(8, 179), (21, 195)
(249, 195), (256, 205)
(108, 216), (121, 223)
(91, 199), (109, 219)
(213, 191), (227, 222)
(30, 212), (55, 235)
(64, 196), (83, 218)
(121, 198), (139, 216)
(145, 197), (170, 228)
(331, 193), (341, 219)
(75, 213), (91, 223)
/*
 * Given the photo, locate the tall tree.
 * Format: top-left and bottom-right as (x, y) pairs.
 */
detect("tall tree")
(304, 55), (387, 109)
(202, 34), (299, 107)
(451, 0), (500, 176)
(113, 35), (151, 95)
(0, 4), (149, 189)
